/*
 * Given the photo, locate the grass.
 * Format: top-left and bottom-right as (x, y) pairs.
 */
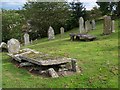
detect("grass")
(2, 20), (119, 88)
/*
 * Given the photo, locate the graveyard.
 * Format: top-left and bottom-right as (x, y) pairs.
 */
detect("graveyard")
(1, 19), (118, 88)
(1, 1), (119, 89)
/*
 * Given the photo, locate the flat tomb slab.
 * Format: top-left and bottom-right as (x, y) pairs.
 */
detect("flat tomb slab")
(70, 33), (96, 41)
(19, 55), (71, 66)
(8, 48), (71, 66)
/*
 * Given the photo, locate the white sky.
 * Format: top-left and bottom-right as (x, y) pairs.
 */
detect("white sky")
(1, 0), (98, 10)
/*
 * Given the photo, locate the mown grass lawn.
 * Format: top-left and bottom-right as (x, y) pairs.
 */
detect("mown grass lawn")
(2, 20), (118, 88)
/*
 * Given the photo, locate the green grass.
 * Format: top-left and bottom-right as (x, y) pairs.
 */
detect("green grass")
(2, 20), (118, 88)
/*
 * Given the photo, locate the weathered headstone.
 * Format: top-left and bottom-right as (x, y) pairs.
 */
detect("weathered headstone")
(7, 38), (20, 54)
(60, 27), (64, 34)
(92, 19), (96, 30)
(85, 20), (90, 33)
(103, 15), (112, 35)
(111, 20), (115, 32)
(48, 26), (55, 40)
(71, 59), (81, 73)
(48, 68), (59, 78)
(79, 17), (84, 34)
(24, 33), (30, 45)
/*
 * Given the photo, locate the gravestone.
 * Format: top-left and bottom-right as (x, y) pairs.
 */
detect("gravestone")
(7, 38), (20, 54)
(60, 27), (64, 34)
(48, 26), (55, 40)
(24, 33), (30, 45)
(79, 17), (84, 34)
(111, 20), (115, 32)
(103, 15), (112, 35)
(92, 19), (96, 30)
(85, 20), (90, 33)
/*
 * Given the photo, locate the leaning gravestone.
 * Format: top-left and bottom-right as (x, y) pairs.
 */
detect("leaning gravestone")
(79, 17), (84, 34)
(111, 20), (115, 32)
(92, 19), (96, 30)
(48, 26), (55, 40)
(60, 27), (64, 34)
(103, 15), (112, 35)
(7, 38), (20, 54)
(24, 33), (30, 45)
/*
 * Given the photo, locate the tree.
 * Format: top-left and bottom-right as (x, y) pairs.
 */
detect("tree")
(87, 6), (102, 20)
(96, 1), (118, 16)
(69, 2), (87, 27)
(22, 2), (71, 40)
(2, 9), (24, 42)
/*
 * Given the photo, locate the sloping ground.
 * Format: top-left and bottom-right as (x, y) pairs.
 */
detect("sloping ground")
(2, 20), (118, 88)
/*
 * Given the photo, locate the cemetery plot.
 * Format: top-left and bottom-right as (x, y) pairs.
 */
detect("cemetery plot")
(70, 33), (96, 41)
(8, 48), (81, 78)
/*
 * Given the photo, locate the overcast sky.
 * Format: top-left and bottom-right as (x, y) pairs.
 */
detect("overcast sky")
(0, 0), (98, 10)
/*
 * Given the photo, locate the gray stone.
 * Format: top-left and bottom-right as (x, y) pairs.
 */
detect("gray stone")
(24, 33), (30, 45)
(48, 68), (59, 78)
(103, 15), (112, 35)
(79, 17), (84, 34)
(60, 27), (64, 34)
(85, 20), (92, 33)
(19, 62), (33, 67)
(92, 19), (96, 30)
(71, 59), (81, 73)
(111, 20), (115, 32)
(48, 26), (55, 40)
(0, 42), (7, 49)
(7, 38), (20, 54)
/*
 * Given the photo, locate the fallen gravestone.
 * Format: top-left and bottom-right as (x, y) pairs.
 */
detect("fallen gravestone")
(70, 33), (96, 41)
(8, 48), (81, 78)
(48, 26), (55, 40)
(7, 38), (20, 54)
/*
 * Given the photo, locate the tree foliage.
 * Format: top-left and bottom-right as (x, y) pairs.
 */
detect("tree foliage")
(22, 2), (71, 39)
(69, 2), (87, 27)
(2, 2), (87, 42)
(96, 1), (118, 16)
(2, 9), (25, 42)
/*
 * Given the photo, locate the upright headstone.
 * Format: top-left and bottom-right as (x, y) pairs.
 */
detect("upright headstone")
(24, 33), (30, 45)
(79, 17), (84, 34)
(111, 20), (115, 32)
(103, 15), (112, 35)
(85, 20), (91, 33)
(7, 38), (20, 54)
(48, 26), (55, 40)
(60, 27), (64, 34)
(92, 19), (96, 30)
